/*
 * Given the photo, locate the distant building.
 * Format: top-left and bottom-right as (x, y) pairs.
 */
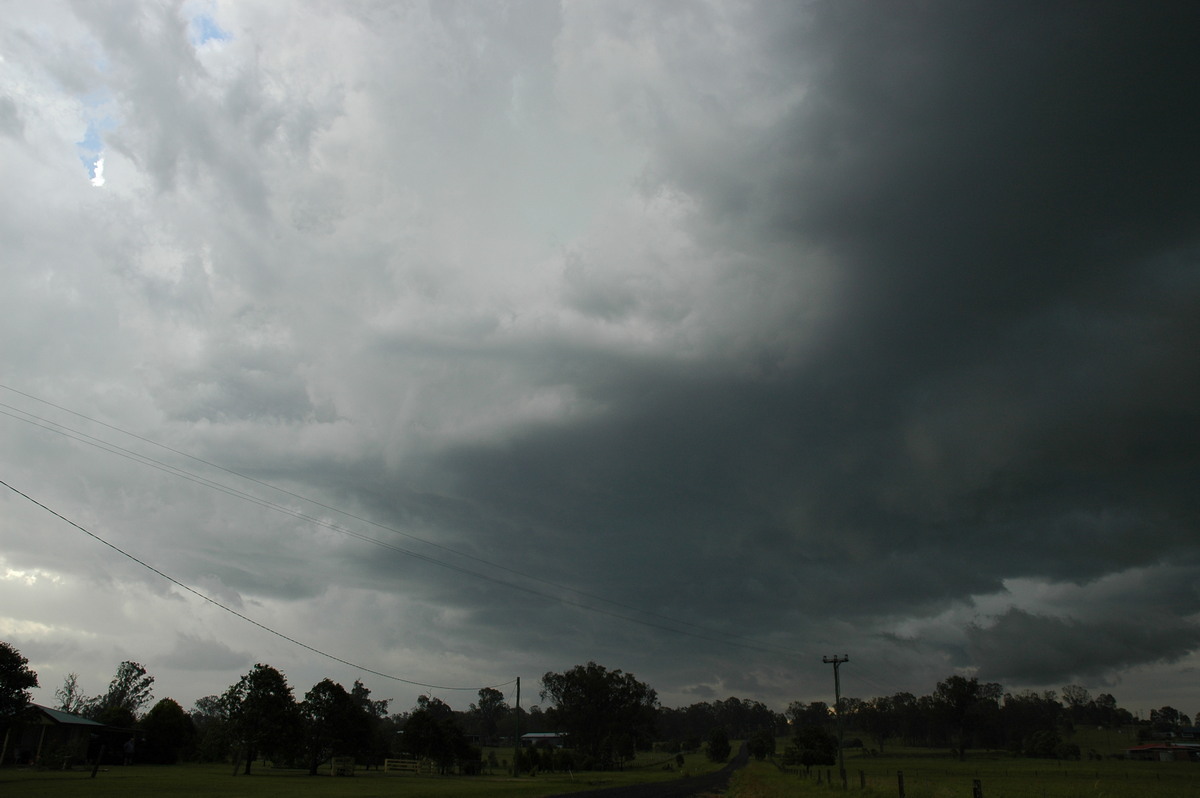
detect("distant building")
(5, 705), (107, 766)
(1126, 743), (1200, 762)
(521, 732), (568, 748)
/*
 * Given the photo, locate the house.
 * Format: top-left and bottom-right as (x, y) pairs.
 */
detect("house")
(5, 705), (107, 767)
(1126, 743), (1200, 762)
(521, 732), (568, 748)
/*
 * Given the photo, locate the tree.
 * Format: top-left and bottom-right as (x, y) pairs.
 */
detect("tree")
(348, 680), (390, 768)
(857, 695), (897, 753)
(0, 642), (39, 767)
(785, 700), (832, 730)
(55, 673), (88, 715)
(0, 641), (39, 722)
(1000, 690), (1063, 753)
(401, 699), (475, 774)
(787, 725), (836, 773)
(301, 679), (370, 775)
(89, 661), (155, 727)
(934, 675), (1001, 760)
(349, 680), (389, 719)
(470, 686), (509, 745)
(1023, 727), (1062, 758)
(747, 728), (776, 760)
(139, 698), (196, 764)
(191, 695), (233, 763)
(223, 664), (299, 775)
(1151, 706), (1188, 732)
(541, 662), (658, 767)
(1061, 685), (1091, 711)
(705, 727), (731, 762)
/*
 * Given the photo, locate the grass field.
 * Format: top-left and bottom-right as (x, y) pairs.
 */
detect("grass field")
(728, 751), (1200, 798)
(0, 748), (724, 798)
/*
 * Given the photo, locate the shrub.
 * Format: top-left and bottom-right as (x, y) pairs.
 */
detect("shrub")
(705, 728), (731, 762)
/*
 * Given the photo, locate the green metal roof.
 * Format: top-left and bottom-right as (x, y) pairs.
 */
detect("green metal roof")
(33, 704), (107, 727)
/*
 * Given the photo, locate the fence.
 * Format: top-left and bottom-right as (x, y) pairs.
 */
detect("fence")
(787, 761), (1200, 798)
(384, 758), (428, 774)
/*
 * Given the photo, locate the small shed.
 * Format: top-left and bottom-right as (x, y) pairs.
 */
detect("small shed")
(1126, 743), (1200, 762)
(6, 705), (107, 766)
(521, 732), (568, 748)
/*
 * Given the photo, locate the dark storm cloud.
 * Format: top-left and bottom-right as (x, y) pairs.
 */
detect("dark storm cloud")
(160, 634), (251, 672)
(409, 0), (1200, 671)
(5, 0), (1200, 713)
(968, 609), (1200, 684)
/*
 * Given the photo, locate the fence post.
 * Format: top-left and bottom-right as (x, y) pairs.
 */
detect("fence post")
(972, 778), (983, 798)
(897, 769), (905, 798)
(860, 769), (866, 789)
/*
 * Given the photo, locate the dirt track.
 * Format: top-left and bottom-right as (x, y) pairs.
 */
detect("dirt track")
(544, 744), (749, 798)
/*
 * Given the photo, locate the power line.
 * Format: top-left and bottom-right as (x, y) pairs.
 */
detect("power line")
(0, 385), (809, 657)
(0, 477), (512, 693)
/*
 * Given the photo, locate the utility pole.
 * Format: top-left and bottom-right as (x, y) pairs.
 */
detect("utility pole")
(823, 655), (849, 789)
(512, 677), (521, 777)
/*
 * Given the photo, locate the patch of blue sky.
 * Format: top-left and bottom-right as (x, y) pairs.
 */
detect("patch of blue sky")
(76, 116), (117, 180)
(80, 89), (110, 110)
(188, 13), (230, 47)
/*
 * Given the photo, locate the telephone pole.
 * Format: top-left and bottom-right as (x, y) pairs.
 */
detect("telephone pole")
(823, 655), (849, 789)
(512, 677), (521, 777)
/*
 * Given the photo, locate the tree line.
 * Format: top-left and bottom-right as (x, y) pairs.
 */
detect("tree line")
(3, 642), (1193, 775)
(786, 675), (1191, 765)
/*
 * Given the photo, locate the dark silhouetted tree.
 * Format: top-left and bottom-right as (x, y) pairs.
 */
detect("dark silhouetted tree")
(705, 727), (731, 762)
(401, 698), (475, 774)
(856, 695), (898, 753)
(348, 680), (389, 768)
(139, 698), (196, 763)
(470, 686), (509, 745)
(747, 728), (776, 760)
(541, 662), (658, 767)
(1000, 690), (1062, 752)
(0, 642), (37, 768)
(934, 675), (1001, 760)
(0, 641), (38, 726)
(787, 725), (836, 773)
(54, 672), (87, 715)
(301, 679), (369, 775)
(223, 664), (299, 775)
(191, 695), (232, 762)
(87, 660), (155, 727)
(1151, 706), (1188, 732)
(786, 700), (832, 730)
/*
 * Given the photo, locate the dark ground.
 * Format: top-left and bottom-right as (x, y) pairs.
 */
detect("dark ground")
(545, 745), (749, 798)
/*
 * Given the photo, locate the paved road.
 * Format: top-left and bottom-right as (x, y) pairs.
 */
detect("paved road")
(544, 744), (749, 798)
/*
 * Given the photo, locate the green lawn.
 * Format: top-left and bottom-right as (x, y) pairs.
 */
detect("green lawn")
(728, 752), (1200, 798)
(0, 750), (724, 798)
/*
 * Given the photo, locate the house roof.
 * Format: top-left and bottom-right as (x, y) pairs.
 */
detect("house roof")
(32, 704), (107, 728)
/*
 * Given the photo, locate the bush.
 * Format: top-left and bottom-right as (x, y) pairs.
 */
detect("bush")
(705, 728), (731, 763)
(1023, 729), (1062, 759)
(1055, 742), (1081, 760)
(792, 726), (837, 772)
(553, 748), (576, 771)
(748, 729), (776, 760)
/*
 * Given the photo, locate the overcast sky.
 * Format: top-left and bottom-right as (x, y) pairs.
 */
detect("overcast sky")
(3, 1), (1199, 720)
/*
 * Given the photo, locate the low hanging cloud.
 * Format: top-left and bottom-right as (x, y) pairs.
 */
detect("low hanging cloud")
(1, 1), (1199, 712)
(968, 608), (1200, 685)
